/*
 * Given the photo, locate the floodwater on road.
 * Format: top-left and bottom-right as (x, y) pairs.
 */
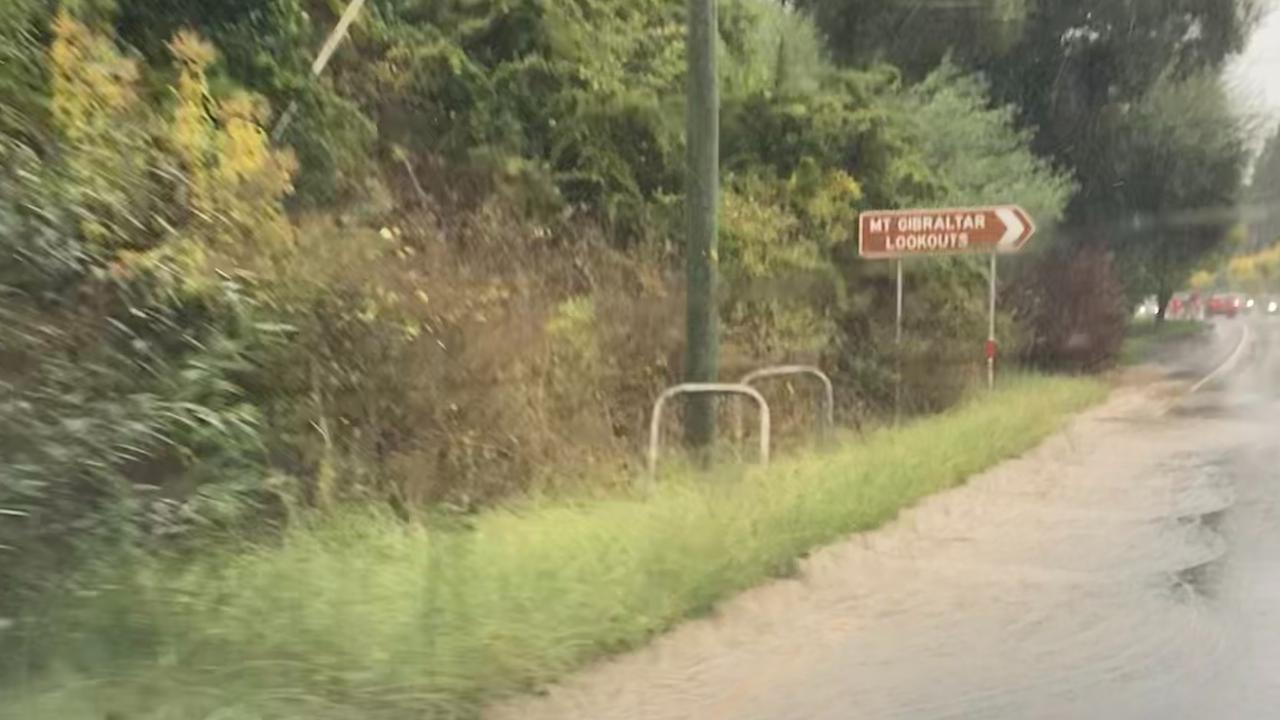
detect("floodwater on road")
(489, 318), (1280, 720)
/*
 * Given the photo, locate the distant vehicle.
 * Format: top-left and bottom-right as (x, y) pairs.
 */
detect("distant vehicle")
(1207, 293), (1240, 318)
(1265, 297), (1280, 315)
(1167, 292), (1199, 319)
(1134, 296), (1159, 318)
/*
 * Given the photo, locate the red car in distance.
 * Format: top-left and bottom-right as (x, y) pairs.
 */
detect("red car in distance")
(1207, 293), (1240, 318)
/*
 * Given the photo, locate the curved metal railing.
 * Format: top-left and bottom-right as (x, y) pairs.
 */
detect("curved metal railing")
(739, 365), (834, 435)
(647, 383), (771, 478)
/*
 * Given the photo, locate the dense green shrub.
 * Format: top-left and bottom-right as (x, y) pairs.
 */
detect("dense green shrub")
(1011, 245), (1129, 372)
(0, 0), (1083, 619)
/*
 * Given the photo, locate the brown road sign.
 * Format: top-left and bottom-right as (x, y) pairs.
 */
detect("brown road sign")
(859, 206), (1035, 259)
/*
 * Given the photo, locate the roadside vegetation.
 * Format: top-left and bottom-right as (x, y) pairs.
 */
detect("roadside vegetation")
(1121, 318), (1212, 366)
(3, 374), (1104, 720)
(1182, 95), (1280, 302)
(1198, 236), (1280, 297)
(0, 0), (1256, 713)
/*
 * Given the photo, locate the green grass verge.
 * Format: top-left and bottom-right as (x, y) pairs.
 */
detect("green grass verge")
(1120, 318), (1209, 366)
(2, 374), (1106, 720)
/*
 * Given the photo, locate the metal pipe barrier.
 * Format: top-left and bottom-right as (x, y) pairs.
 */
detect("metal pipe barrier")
(647, 383), (771, 479)
(739, 365), (834, 437)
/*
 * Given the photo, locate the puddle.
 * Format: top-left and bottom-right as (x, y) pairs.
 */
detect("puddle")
(1172, 559), (1223, 601)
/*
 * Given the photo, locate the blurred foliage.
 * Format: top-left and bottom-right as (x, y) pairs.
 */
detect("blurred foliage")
(984, 0), (1255, 227)
(802, 0), (1254, 305)
(2, 375), (1102, 719)
(1011, 245), (1129, 371)
(720, 0), (828, 97)
(1248, 128), (1280, 250)
(1106, 73), (1248, 313)
(1189, 269), (1217, 291)
(796, 0), (1030, 78)
(1, 0), (1252, 643)
(889, 62), (1075, 226)
(0, 14), (297, 607)
(113, 0), (377, 204)
(0, 0), (52, 142)
(1214, 240), (1280, 294)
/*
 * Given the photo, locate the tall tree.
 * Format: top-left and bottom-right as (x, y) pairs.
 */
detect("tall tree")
(794, 0), (1029, 79)
(984, 0), (1256, 226)
(800, 0), (1255, 227)
(1108, 74), (1248, 318)
(1248, 127), (1280, 249)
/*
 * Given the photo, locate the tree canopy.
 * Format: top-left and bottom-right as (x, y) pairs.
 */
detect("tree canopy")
(1248, 127), (1280, 248)
(1108, 73), (1248, 312)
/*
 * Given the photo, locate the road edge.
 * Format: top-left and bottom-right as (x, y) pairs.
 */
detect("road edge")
(1189, 321), (1252, 394)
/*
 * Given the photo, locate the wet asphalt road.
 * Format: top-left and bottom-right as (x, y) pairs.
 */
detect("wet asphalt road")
(491, 317), (1280, 720)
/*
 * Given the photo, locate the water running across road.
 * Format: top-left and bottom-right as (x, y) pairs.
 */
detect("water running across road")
(489, 318), (1280, 719)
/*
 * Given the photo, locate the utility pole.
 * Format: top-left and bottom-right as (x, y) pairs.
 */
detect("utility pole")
(683, 0), (720, 451)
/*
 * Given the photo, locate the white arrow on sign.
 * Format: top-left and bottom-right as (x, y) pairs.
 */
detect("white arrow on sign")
(995, 207), (1026, 251)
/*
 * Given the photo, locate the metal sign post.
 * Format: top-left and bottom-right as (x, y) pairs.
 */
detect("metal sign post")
(895, 259), (904, 346)
(987, 254), (997, 391)
(894, 258), (904, 424)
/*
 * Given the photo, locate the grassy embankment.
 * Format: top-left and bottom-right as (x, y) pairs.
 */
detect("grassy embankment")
(3, 374), (1106, 720)
(1120, 317), (1211, 365)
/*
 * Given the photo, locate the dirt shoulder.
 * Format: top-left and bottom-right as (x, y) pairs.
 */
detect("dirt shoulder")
(487, 375), (1247, 720)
